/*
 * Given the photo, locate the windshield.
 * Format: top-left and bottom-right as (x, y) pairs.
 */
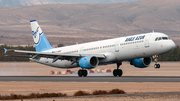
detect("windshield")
(155, 37), (171, 41)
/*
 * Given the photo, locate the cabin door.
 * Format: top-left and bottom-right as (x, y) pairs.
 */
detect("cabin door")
(79, 46), (84, 54)
(115, 41), (120, 52)
(144, 34), (151, 47)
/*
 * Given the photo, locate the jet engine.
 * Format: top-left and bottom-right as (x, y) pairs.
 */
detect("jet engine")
(79, 56), (99, 69)
(130, 57), (152, 68)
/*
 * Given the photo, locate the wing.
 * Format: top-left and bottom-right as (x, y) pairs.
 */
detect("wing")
(4, 48), (105, 63)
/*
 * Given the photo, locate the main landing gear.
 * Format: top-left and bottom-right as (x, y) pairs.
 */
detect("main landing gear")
(78, 69), (88, 77)
(153, 55), (160, 69)
(113, 62), (123, 77)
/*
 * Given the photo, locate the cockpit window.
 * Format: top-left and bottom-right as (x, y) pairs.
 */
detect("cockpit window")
(155, 37), (158, 41)
(158, 37), (162, 40)
(155, 37), (171, 41)
(162, 37), (168, 40)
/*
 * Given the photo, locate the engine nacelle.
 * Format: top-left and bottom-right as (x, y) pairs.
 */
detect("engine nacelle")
(79, 56), (99, 69)
(131, 57), (152, 68)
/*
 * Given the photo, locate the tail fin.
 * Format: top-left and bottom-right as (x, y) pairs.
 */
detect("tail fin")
(30, 20), (53, 52)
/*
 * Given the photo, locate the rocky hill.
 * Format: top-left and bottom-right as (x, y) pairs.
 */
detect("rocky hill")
(0, 0), (180, 46)
(0, 0), (141, 7)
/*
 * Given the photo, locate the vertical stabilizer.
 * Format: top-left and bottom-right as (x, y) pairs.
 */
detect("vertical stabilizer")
(30, 20), (53, 52)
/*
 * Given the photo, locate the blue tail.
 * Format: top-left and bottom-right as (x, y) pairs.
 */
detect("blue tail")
(30, 20), (54, 52)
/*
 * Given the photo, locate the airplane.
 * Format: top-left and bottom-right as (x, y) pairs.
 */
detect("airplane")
(4, 20), (176, 77)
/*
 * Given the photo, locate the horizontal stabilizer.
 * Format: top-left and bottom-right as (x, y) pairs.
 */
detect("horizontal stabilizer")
(4, 48), (14, 53)
(4, 48), (7, 53)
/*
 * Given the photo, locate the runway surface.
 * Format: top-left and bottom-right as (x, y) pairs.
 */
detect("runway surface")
(0, 76), (180, 82)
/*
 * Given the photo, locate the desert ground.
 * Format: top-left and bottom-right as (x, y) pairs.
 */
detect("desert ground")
(1, 82), (180, 101)
(0, 62), (180, 101)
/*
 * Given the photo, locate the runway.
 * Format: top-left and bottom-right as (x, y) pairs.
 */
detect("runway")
(0, 76), (180, 82)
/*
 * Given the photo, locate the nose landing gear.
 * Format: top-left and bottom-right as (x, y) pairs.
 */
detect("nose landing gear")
(154, 64), (160, 68)
(153, 55), (160, 69)
(113, 62), (123, 77)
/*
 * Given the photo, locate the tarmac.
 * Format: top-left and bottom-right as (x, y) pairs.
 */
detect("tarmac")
(0, 76), (180, 82)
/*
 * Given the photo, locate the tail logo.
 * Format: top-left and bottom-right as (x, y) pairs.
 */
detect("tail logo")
(32, 27), (43, 45)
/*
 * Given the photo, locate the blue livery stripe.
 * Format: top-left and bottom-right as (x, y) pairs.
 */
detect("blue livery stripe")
(35, 33), (53, 52)
(30, 20), (37, 22)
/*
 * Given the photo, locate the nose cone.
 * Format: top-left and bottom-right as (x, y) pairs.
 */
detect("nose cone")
(165, 40), (176, 52)
(170, 40), (176, 49)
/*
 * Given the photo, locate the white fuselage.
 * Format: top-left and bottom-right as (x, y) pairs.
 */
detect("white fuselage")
(31, 32), (175, 68)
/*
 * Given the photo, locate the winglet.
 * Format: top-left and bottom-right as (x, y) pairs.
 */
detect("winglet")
(4, 48), (7, 54)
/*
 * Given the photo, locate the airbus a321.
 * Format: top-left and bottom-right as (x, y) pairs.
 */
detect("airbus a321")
(4, 20), (176, 77)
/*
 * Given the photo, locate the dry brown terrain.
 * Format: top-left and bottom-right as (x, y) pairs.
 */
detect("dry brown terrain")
(1, 82), (180, 96)
(0, 82), (180, 101)
(0, 0), (180, 46)
(0, 62), (180, 101)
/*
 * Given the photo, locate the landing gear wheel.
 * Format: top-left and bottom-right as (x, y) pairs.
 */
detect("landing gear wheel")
(113, 62), (123, 77)
(113, 69), (118, 77)
(78, 70), (83, 77)
(78, 69), (88, 77)
(113, 69), (123, 77)
(117, 69), (123, 77)
(83, 70), (87, 77)
(154, 64), (160, 69)
(154, 64), (157, 68)
(153, 55), (161, 69)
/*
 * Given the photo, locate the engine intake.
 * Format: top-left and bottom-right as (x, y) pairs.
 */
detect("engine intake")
(79, 56), (99, 69)
(131, 57), (152, 68)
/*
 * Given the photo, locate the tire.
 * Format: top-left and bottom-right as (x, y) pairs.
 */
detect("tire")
(117, 69), (123, 77)
(83, 70), (88, 77)
(154, 64), (160, 69)
(78, 70), (83, 77)
(113, 69), (118, 77)
(154, 64), (157, 68)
